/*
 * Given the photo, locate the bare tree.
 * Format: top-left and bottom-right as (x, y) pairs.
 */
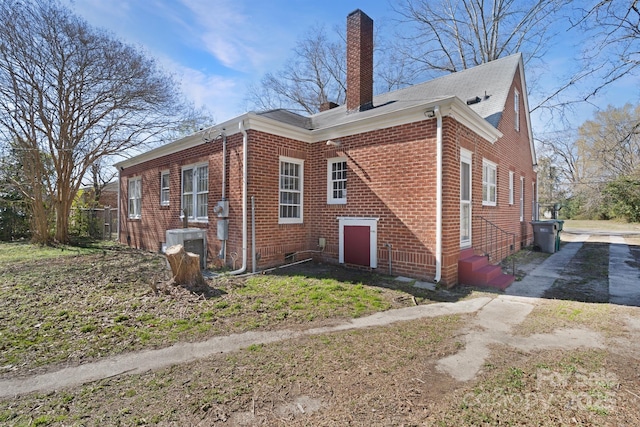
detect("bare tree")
(246, 25), (346, 114)
(539, 104), (640, 219)
(84, 159), (117, 207)
(0, 0), (191, 244)
(575, 1), (640, 99)
(246, 22), (418, 114)
(576, 104), (640, 179)
(392, 0), (569, 73)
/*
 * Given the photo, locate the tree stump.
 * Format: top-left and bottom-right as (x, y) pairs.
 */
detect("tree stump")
(165, 244), (205, 288)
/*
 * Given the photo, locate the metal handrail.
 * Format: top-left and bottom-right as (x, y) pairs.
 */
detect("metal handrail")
(476, 216), (516, 276)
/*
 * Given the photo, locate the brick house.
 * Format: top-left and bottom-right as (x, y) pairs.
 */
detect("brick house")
(115, 9), (537, 287)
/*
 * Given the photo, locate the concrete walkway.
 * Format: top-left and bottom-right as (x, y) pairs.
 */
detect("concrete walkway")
(505, 233), (590, 298)
(0, 298), (490, 398)
(2, 231), (638, 398)
(609, 235), (640, 306)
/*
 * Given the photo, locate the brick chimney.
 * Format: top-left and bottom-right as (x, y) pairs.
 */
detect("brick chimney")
(320, 101), (339, 112)
(346, 9), (373, 112)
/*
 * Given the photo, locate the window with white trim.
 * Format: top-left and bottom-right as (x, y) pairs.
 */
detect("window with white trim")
(279, 156), (304, 224)
(128, 177), (141, 219)
(509, 171), (514, 205)
(482, 160), (497, 206)
(160, 171), (170, 206)
(514, 90), (520, 132)
(327, 157), (347, 204)
(181, 164), (208, 221)
(520, 176), (525, 221)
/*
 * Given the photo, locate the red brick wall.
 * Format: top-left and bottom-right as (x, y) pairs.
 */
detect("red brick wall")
(118, 71), (535, 285)
(246, 130), (310, 270)
(452, 67), (537, 279)
(346, 10), (374, 111)
(119, 133), (243, 268)
(306, 121), (439, 280)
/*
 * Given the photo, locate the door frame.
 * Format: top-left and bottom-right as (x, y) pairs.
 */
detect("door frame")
(338, 217), (378, 268)
(460, 148), (473, 248)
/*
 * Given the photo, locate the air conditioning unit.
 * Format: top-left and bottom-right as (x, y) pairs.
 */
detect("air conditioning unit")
(165, 228), (207, 269)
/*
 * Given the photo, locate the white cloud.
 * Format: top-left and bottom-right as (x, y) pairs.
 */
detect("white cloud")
(173, 64), (246, 122)
(178, 0), (284, 72)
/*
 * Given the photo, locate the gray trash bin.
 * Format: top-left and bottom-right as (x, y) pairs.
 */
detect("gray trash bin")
(530, 221), (558, 254)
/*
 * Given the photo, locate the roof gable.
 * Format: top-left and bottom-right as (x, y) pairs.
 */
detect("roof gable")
(311, 52), (523, 130)
(116, 54), (536, 170)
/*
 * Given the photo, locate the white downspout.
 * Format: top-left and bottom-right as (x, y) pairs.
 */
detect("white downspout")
(434, 105), (443, 283)
(116, 169), (121, 241)
(231, 120), (248, 275)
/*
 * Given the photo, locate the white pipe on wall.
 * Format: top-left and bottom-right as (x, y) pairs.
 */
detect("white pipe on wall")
(230, 120), (248, 275)
(251, 196), (256, 273)
(434, 105), (443, 283)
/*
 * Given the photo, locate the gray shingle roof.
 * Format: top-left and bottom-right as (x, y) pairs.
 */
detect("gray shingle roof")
(262, 53), (522, 131)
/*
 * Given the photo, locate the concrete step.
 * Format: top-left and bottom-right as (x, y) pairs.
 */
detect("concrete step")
(486, 273), (516, 290)
(458, 249), (515, 290)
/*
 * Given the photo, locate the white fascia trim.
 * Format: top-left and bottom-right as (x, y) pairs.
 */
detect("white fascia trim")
(115, 132), (205, 170)
(114, 116), (251, 170)
(447, 98), (503, 143)
(244, 113), (313, 142)
(518, 59), (536, 165)
(115, 97), (504, 170)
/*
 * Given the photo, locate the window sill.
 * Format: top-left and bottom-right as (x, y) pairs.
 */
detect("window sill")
(179, 217), (209, 224)
(278, 219), (303, 225)
(327, 200), (347, 205)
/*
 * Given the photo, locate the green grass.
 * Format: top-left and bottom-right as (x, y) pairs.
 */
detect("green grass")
(562, 219), (640, 232)
(0, 240), (114, 264)
(0, 241), (411, 375)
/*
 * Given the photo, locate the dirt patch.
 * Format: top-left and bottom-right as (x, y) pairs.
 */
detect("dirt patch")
(0, 248), (430, 379)
(3, 239), (640, 425)
(543, 241), (610, 303)
(3, 308), (640, 426)
(500, 247), (550, 281)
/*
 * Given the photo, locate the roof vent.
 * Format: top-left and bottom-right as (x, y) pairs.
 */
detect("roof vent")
(466, 96), (481, 105)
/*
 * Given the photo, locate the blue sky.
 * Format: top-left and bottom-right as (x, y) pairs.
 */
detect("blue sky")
(67, 0), (637, 132)
(67, 0), (397, 123)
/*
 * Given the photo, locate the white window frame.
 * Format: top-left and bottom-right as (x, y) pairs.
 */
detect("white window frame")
(514, 90), (520, 132)
(532, 181), (537, 221)
(128, 176), (141, 219)
(327, 157), (347, 204)
(160, 170), (170, 206)
(460, 149), (473, 248)
(482, 159), (497, 206)
(508, 171), (514, 205)
(279, 156), (304, 224)
(520, 176), (525, 222)
(181, 163), (208, 222)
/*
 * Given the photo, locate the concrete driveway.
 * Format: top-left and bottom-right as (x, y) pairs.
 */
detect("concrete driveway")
(506, 225), (640, 306)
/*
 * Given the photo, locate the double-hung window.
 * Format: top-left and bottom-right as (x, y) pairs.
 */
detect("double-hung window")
(327, 157), (347, 204)
(128, 177), (141, 219)
(182, 164), (208, 221)
(160, 171), (170, 206)
(482, 160), (497, 206)
(520, 176), (525, 222)
(508, 171), (515, 205)
(279, 156), (304, 224)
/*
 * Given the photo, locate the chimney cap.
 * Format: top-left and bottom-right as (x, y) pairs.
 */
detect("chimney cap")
(348, 8), (368, 17)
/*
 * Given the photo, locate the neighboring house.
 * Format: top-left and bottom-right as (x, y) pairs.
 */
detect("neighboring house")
(80, 181), (118, 208)
(115, 9), (537, 287)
